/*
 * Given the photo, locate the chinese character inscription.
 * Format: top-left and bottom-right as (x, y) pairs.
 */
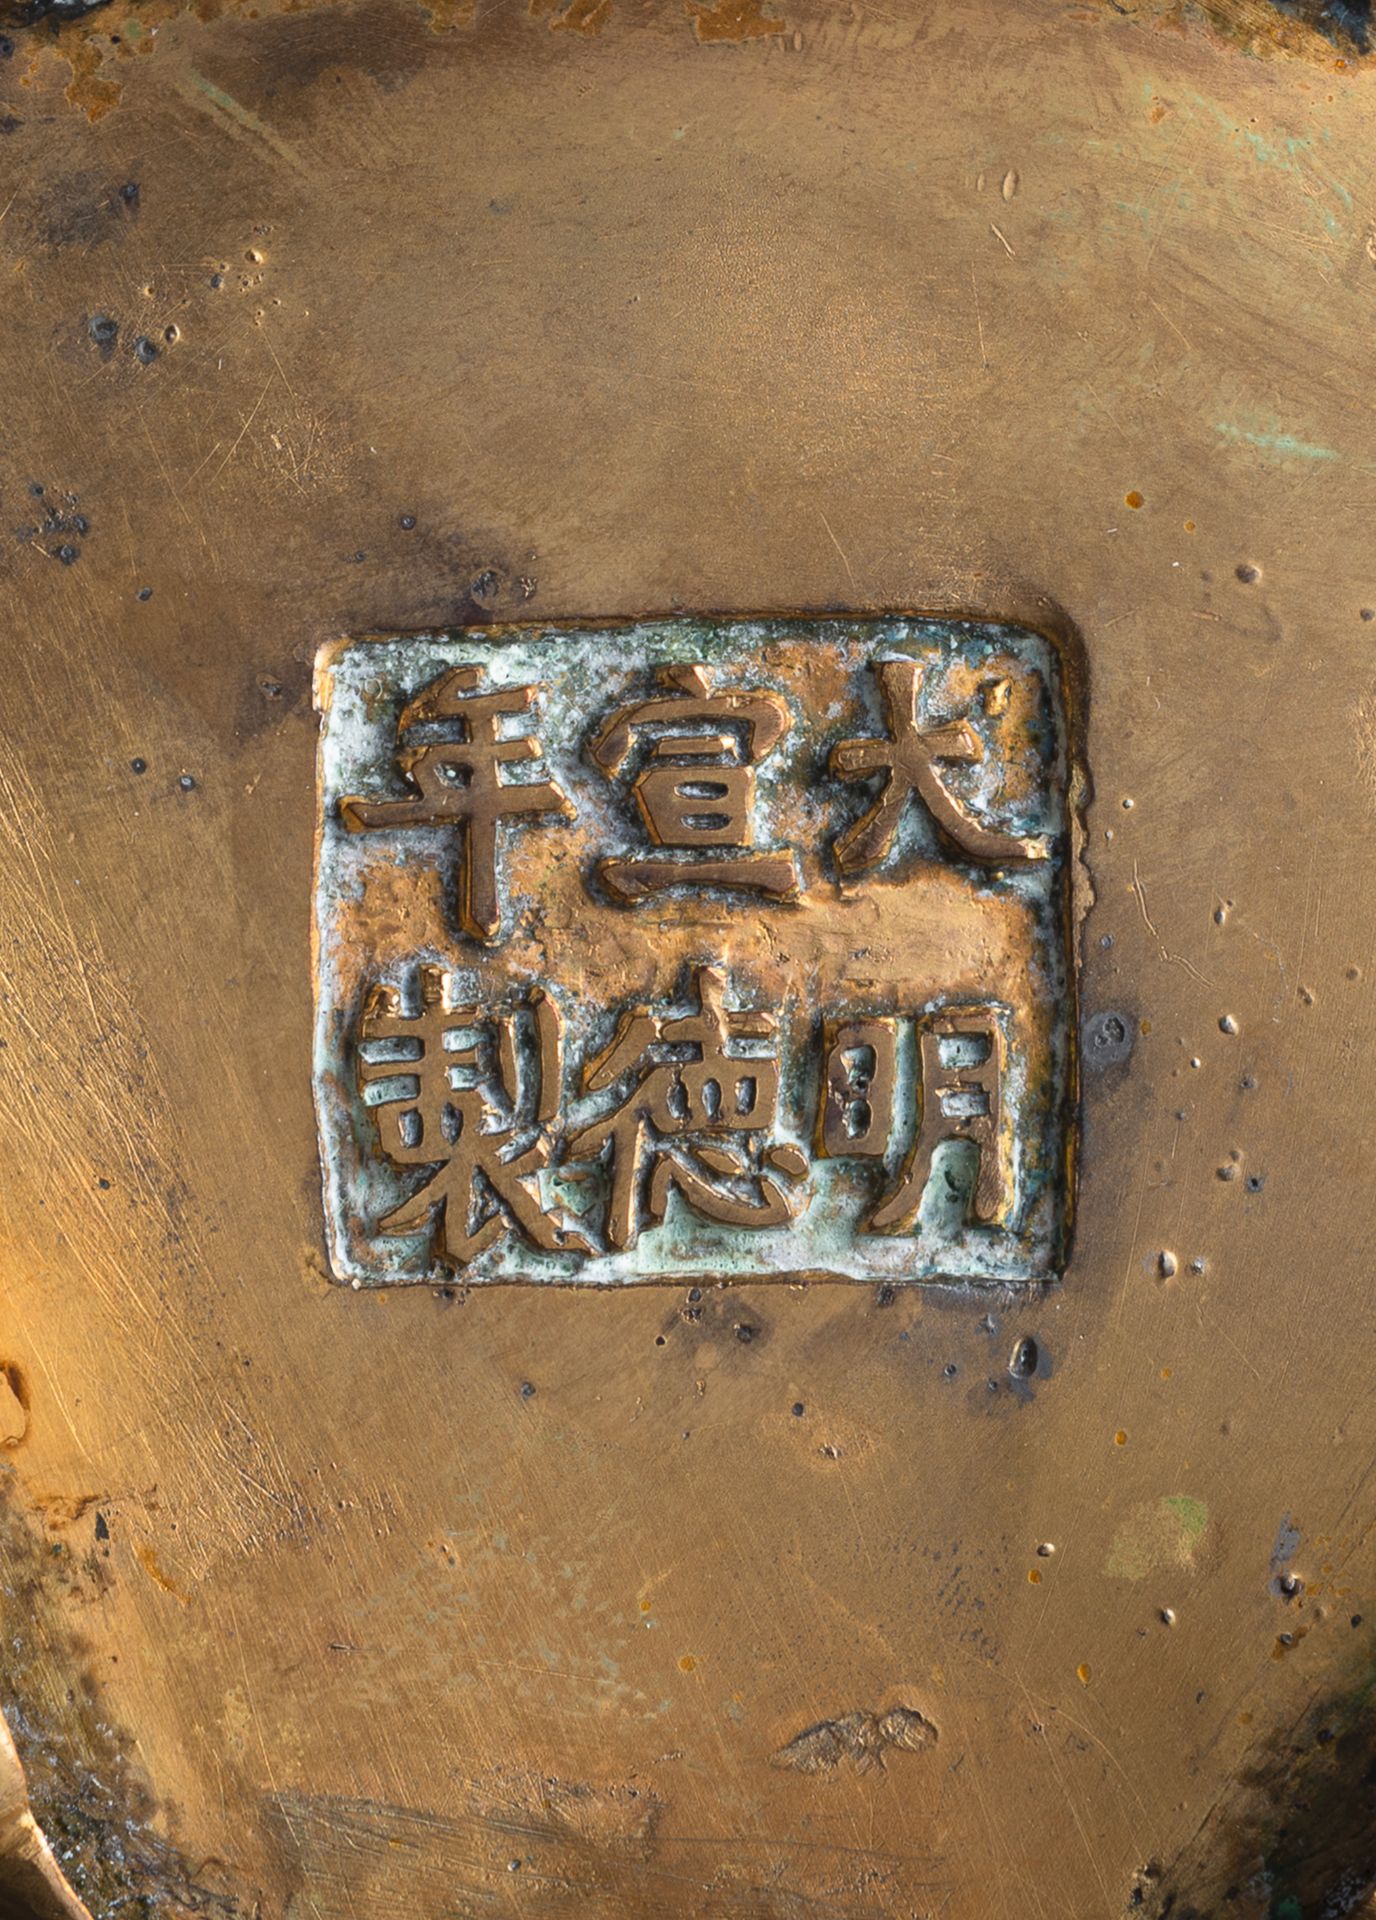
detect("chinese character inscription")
(314, 618), (1076, 1288)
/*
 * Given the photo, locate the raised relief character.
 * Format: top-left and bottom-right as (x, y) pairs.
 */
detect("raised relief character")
(357, 963), (590, 1266)
(587, 663), (801, 902)
(566, 964), (808, 1249)
(830, 658), (1052, 876)
(816, 1016), (899, 1160)
(818, 1006), (1012, 1233)
(340, 665), (573, 943)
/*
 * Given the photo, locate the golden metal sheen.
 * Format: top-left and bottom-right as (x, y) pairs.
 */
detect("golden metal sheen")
(1, 1), (1374, 1915)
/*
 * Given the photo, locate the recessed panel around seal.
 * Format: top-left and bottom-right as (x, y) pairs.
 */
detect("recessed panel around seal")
(313, 617), (1078, 1288)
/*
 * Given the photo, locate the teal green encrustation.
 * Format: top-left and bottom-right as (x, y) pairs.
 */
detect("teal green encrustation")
(1215, 420), (1341, 464)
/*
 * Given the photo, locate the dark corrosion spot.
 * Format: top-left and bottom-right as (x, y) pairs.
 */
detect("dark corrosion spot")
(119, 181), (140, 208)
(0, 34), (13, 54)
(875, 1283), (896, 1307)
(130, 757), (146, 774)
(56, 543), (78, 565)
(1084, 1008), (1135, 1068)
(1246, 1173), (1265, 1192)
(27, 482), (42, 498)
(1361, 608), (1375, 622)
(178, 774), (195, 792)
(791, 1402), (805, 1417)
(93, 1512), (109, 1541)
(519, 1380), (536, 1399)
(1009, 1335), (1039, 1379)
(137, 586), (152, 602)
(734, 1323), (756, 1344)
(97, 1178), (110, 1190)
(133, 335), (159, 365)
(654, 1334), (666, 1346)
(88, 312), (117, 349)
(9, 0), (108, 21)
(1320, 0), (1371, 50)
(1236, 563), (1260, 584)
(399, 513), (416, 530)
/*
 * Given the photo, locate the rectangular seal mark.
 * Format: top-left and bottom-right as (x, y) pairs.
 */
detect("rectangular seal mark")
(313, 617), (1077, 1289)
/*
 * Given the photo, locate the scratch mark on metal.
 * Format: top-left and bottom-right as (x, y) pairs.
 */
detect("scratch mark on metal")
(970, 264), (988, 367)
(1133, 862), (1213, 986)
(815, 508), (856, 592)
(207, 375), (276, 484)
(184, 72), (311, 180)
